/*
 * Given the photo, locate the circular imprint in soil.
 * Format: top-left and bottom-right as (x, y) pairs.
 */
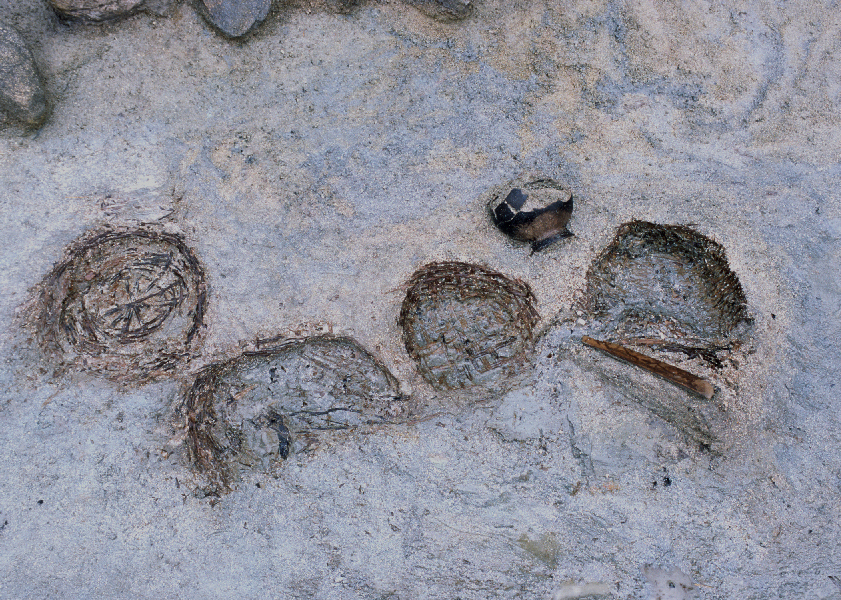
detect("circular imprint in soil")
(36, 228), (206, 381)
(584, 221), (751, 348)
(487, 177), (574, 253)
(186, 336), (403, 485)
(398, 261), (539, 391)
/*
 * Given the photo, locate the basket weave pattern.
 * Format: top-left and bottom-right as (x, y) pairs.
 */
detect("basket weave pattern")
(399, 262), (539, 390)
(585, 221), (749, 344)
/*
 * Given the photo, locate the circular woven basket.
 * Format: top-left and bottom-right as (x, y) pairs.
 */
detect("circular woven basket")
(186, 335), (403, 490)
(399, 261), (539, 391)
(36, 228), (206, 381)
(585, 221), (750, 347)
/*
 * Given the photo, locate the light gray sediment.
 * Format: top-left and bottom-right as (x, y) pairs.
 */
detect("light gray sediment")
(1, 1), (839, 598)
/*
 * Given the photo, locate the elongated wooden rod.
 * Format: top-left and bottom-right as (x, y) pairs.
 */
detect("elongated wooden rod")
(581, 336), (715, 399)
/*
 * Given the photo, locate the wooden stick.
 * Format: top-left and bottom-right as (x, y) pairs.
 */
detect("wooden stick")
(581, 336), (715, 399)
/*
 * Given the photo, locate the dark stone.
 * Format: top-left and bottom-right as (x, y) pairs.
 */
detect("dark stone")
(0, 24), (47, 129)
(199, 0), (272, 38)
(488, 178), (575, 253)
(46, 0), (147, 22)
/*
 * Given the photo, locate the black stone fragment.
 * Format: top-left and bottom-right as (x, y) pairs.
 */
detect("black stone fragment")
(504, 188), (528, 210)
(488, 179), (575, 253)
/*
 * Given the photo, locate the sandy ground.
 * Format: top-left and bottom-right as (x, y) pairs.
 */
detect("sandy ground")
(1, 0), (840, 598)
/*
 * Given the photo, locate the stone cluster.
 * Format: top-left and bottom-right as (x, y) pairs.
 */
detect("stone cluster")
(1, 0), (475, 133)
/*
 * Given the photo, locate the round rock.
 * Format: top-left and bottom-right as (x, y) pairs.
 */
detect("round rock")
(399, 261), (539, 391)
(0, 24), (47, 128)
(199, 0), (272, 38)
(487, 178), (574, 253)
(47, 0), (147, 22)
(35, 228), (207, 382)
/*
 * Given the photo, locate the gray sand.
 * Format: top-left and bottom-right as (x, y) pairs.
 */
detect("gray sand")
(1, 0), (840, 598)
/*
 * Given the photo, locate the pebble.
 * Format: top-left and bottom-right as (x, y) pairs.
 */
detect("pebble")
(0, 24), (47, 129)
(199, 0), (272, 38)
(46, 0), (148, 22)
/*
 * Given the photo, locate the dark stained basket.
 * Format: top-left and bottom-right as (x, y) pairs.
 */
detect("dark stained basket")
(35, 227), (206, 382)
(584, 221), (750, 346)
(398, 261), (539, 391)
(187, 335), (403, 491)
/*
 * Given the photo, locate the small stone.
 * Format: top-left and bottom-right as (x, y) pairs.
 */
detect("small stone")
(0, 24), (47, 129)
(199, 0), (272, 38)
(47, 0), (147, 22)
(488, 178), (575, 253)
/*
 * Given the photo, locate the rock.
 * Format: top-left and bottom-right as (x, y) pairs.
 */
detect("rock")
(487, 178), (575, 253)
(46, 0), (147, 22)
(403, 0), (472, 21)
(199, 0), (272, 38)
(0, 24), (47, 128)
